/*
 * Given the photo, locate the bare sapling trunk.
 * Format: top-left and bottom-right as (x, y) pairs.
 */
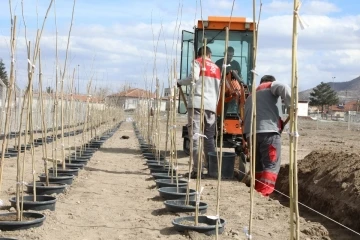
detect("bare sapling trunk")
(0, 16), (17, 192)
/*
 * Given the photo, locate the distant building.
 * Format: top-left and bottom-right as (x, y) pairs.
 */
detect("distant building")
(106, 87), (183, 112)
(328, 100), (360, 119)
(298, 101), (309, 117)
(163, 87), (179, 111)
(107, 88), (156, 110)
(281, 100), (309, 117)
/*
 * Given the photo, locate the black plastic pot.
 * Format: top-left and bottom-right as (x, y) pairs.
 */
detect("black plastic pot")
(0, 212), (46, 231)
(172, 216), (226, 235)
(66, 156), (90, 161)
(57, 163), (84, 169)
(146, 160), (168, 165)
(26, 181), (67, 195)
(142, 152), (154, 156)
(91, 140), (104, 145)
(142, 153), (155, 158)
(65, 159), (88, 165)
(79, 148), (97, 153)
(39, 173), (74, 185)
(9, 195), (57, 211)
(138, 141), (146, 145)
(72, 152), (93, 158)
(48, 167), (80, 176)
(155, 179), (188, 188)
(83, 144), (100, 149)
(141, 145), (154, 149)
(158, 187), (196, 200)
(141, 150), (154, 155)
(164, 200), (208, 214)
(150, 168), (176, 175)
(14, 144), (31, 151)
(0, 152), (15, 158)
(2, 148), (19, 156)
(142, 153), (165, 160)
(147, 163), (170, 170)
(151, 173), (176, 180)
(141, 147), (155, 152)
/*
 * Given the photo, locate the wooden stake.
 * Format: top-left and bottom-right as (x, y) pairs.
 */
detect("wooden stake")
(215, 27), (229, 238)
(289, 0), (301, 239)
(0, 15), (17, 192)
(249, 0), (258, 236)
(38, 49), (50, 186)
(195, 38), (207, 226)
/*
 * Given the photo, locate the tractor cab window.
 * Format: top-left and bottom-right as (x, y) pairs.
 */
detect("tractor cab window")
(197, 29), (253, 116)
(196, 29), (253, 87)
(177, 28), (254, 115)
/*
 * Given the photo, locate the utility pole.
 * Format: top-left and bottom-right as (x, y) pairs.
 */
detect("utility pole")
(78, 64), (80, 94)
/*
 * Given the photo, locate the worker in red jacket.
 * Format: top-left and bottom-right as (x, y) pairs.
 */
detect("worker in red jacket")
(177, 46), (221, 179)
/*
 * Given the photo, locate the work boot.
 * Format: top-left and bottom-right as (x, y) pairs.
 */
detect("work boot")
(241, 173), (251, 187)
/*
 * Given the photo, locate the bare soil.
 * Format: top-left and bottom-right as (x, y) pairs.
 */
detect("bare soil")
(276, 150), (360, 234)
(0, 117), (358, 239)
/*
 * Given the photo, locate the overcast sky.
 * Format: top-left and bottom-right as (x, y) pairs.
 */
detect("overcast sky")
(0, 0), (359, 94)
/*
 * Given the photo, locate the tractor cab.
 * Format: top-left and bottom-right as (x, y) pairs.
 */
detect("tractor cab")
(179, 16), (255, 157)
(178, 16), (255, 114)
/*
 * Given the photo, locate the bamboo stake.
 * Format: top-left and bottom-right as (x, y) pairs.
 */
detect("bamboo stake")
(168, 65), (174, 180)
(68, 70), (75, 160)
(155, 78), (160, 163)
(172, 60), (179, 188)
(26, 56), (38, 203)
(185, 37), (197, 206)
(38, 50), (50, 186)
(163, 87), (170, 168)
(289, 0), (301, 239)
(249, 0), (258, 236)
(158, 83), (163, 163)
(0, 15), (17, 192)
(215, 27), (229, 238)
(194, 38), (207, 226)
(24, 52), (37, 206)
(81, 81), (92, 152)
(15, 38), (33, 221)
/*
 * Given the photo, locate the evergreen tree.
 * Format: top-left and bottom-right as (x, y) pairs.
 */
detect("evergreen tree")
(46, 86), (54, 93)
(309, 82), (339, 112)
(0, 58), (9, 87)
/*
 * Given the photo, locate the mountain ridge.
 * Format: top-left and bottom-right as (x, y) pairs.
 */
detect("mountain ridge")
(299, 76), (360, 102)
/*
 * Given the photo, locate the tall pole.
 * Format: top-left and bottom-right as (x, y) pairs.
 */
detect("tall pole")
(78, 64), (80, 94)
(289, 0), (301, 239)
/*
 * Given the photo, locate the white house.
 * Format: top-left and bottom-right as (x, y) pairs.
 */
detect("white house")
(107, 88), (156, 111)
(298, 101), (309, 117)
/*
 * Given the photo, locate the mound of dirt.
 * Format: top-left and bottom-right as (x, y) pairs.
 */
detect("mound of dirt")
(276, 150), (360, 232)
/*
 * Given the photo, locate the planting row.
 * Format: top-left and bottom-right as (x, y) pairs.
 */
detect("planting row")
(0, 121), (124, 239)
(132, 122), (226, 237)
(0, 121), (107, 158)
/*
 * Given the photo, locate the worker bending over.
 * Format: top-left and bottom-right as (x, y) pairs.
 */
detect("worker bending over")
(244, 75), (291, 196)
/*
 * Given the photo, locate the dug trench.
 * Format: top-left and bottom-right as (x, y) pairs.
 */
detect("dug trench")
(275, 150), (360, 238)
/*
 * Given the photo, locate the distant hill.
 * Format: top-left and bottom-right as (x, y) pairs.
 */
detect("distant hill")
(299, 76), (360, 102)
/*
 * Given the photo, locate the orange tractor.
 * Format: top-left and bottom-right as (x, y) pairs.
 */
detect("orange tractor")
(178, 16), (255, 178)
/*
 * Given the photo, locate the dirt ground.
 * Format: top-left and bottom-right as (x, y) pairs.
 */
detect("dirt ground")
(0, 116), (359, 239)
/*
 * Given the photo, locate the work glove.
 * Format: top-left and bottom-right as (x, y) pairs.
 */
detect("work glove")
(279, 117), (285, 133)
